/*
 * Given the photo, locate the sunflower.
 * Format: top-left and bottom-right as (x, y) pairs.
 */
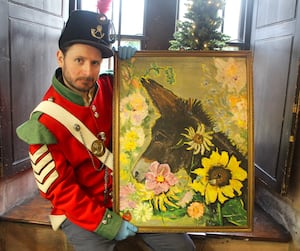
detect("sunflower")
(191, 150), (247, 204)
(181, 123), (213, 155)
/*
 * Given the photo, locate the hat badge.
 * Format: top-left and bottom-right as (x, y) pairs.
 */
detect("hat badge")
(91, 25), (105, 40)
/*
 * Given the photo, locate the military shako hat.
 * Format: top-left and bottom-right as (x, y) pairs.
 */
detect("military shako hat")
(59, 10), (115, 58)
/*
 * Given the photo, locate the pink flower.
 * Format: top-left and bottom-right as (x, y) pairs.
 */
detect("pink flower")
(145, 161), (178, 195)
(120, 183), (136, 210)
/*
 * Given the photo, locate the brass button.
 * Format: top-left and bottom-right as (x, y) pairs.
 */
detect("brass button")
(94, 112), (99, 118)
(91, 140), (105, 157)
(73, 124), (80, 131)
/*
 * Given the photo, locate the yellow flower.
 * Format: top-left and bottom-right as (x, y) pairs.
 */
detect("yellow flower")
(214, 57), (246, 93)
(181, 123), (213, 155)
(120, 92), (149, 126)
(120, 152), (130, 166)
(120, 127), (145, 152)
(132, 202), (153, 222)
(191, 150), (247, 204)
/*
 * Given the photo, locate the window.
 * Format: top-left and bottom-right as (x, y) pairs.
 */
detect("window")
(223, 0), (253, 49)
(78, 0), (253, 54)
(111, 0), (145, 49)
(80, 0), (146, 71)
(81, 0), (145, 49)
(178, 0), (253, 50)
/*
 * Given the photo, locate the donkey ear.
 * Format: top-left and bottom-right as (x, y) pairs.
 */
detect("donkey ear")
(140, 78), (184, 116)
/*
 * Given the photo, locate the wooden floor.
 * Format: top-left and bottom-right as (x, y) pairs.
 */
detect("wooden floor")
(0, 195), (292, 251)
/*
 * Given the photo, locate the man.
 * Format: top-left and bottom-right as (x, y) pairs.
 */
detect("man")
(16, 10), (195, 251)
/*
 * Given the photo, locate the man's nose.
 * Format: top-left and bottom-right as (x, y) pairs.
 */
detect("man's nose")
(82, 62), (93, 75)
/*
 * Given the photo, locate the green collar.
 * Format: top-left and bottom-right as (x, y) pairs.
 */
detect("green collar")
(52, 68), (98, 106)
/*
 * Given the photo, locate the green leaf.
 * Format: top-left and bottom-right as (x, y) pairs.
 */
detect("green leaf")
(222, 198), (247, 226)
(158, 208), (187, 219)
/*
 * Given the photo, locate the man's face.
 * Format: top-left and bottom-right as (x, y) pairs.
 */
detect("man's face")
(57, 44), (103, 93)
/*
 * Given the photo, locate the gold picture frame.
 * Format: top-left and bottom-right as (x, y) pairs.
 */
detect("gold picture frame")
(113, 50), (254, 232)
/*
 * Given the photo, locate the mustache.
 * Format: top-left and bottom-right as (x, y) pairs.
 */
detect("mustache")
(76, 76), (95, 82)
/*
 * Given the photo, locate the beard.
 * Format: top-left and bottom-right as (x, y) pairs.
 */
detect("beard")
(62, 72), (96, 93)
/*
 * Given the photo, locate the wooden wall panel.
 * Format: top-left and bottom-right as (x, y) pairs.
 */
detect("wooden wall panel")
(256, 0), (297, 27)
(11, 0), (63, 15)
(251, 0), (300, 193)
(0, 1), (66, 177)
(0, 0), (11, 177)
(10, 19), (61, 168)
(253, 36), (293, 179)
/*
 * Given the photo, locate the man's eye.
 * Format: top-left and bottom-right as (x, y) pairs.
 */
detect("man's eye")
(75, 58), (83, 63)
(92, 61), (100, 66)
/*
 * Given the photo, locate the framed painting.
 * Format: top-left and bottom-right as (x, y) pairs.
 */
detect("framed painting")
(113, 50), (254, 232)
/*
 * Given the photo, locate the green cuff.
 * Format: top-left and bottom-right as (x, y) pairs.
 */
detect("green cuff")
(94, 209), (123, 240)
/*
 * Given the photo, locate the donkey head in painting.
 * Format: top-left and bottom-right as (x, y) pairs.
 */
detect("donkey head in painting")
(132, 78), (247, 182)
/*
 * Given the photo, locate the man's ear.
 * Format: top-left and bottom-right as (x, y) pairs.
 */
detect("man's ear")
(57, 50), (64, 67)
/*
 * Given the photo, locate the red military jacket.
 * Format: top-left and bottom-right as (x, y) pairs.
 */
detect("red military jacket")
(16, 68), (122, 240)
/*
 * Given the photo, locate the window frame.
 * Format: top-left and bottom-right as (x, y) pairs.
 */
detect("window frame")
(226, 0), (253, 50)
(112, 0), (147, 49)
(73, 0), (253, 50)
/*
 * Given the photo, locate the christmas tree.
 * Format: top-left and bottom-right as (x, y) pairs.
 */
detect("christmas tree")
(169, 0), (230, 51)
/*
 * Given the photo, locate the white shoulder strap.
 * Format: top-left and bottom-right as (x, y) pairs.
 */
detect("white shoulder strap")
(31, 100), (113, 170)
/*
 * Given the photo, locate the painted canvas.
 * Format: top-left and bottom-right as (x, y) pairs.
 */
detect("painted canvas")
(113, 50), (254, 232)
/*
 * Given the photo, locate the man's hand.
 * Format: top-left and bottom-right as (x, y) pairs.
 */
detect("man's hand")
(114, 220), (138, 241)
(117, 46), (137, 60)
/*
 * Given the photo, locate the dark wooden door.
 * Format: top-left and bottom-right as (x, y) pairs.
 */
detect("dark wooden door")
(251, 0), (300, 193)
(0, 0), (66, 177)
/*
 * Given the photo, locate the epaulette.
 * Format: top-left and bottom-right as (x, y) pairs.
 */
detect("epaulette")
(16, 111), (57, 144)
